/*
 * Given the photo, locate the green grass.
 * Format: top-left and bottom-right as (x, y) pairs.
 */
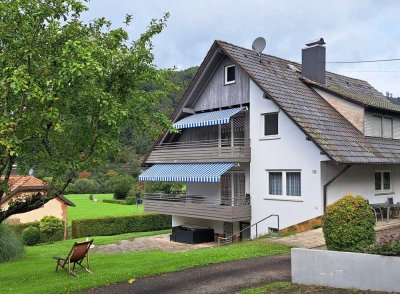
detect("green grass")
(0, 233), (290, 294)
(66, 194), (144, 224)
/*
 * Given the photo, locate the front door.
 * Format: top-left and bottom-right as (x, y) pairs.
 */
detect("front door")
(240, 222), (251, 241)
(223, 222), (233, 238)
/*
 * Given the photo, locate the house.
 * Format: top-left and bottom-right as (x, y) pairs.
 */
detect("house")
(1, 169), (75, 238)
(139, 38), (400, 242)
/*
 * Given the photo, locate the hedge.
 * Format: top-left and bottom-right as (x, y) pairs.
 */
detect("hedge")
(102, 199), (130, 205)
(71, 214), (171, 238)
(10, 221), (41, 235)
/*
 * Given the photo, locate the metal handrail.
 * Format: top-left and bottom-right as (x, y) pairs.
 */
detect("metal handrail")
(217, 214), (280, 245)
(144, 193), (250, 206)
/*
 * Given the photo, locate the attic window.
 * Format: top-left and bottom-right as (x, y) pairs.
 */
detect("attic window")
(224, 65), (236, 85)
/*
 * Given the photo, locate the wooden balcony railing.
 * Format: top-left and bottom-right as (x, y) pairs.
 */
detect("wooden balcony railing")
(145, 138), (251, 164)
(143, 193), (251, 222)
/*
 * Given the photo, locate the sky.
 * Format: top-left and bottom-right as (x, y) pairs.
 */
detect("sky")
(83, 0), (400, 96)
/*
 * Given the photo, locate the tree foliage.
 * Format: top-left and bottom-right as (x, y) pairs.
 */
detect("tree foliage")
(0, 0), (173, 221)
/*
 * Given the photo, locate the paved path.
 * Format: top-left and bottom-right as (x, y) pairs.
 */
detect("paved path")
(82, 254), (291, 294)
(269, 219), (400, 249)
(91, 234), (217, 254)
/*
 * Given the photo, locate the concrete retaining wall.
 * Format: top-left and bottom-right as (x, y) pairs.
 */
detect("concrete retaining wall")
(291, 248), (400, 292)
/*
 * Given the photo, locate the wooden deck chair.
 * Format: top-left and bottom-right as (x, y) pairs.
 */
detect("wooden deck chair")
(53, 240), (93, 276)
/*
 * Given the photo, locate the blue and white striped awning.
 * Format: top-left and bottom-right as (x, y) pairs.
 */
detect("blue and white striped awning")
(139, 163), (235, 182)
(173, 107), (244, 129)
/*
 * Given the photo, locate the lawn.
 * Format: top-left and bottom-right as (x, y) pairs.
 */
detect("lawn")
(65, 194), (144, 224)
(0, 233), (290, 294)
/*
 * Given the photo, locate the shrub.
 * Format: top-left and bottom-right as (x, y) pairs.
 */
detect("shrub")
(88, 194), (94, 201)
(144, 182), (185, 194)
(0, 222), (25, 263)
(365, 233), (400, 256)
(111, 175), (134, 200)
(66, 179), (100, 194)
(39, 216), (64, 243)
(10, 221), (40, 235)
(125, 196), (135, 205)
(21, 226), (41, 246)
(323, 194), (375, 252)
(71, 214), (171, 238)
(102, 199), (128, 205)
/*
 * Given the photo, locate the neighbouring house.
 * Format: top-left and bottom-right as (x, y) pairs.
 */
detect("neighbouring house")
(139, 38), (400, 242)
(0, 168), (75, 238)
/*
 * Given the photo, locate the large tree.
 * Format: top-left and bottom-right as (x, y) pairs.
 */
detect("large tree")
(0, 0), (172, 221)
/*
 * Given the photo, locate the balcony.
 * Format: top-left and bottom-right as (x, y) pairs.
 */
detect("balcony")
(145, 138), (251, 164)
(143, 193), (251, 222)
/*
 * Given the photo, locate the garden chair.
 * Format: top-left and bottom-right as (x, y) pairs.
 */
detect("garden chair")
(53, 239), (93, 276)
(367, 199), (383, 223)
(388, 197), (400, 219)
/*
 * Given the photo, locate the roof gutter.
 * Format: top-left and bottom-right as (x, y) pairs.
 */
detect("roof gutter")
(323, 164), (351, 213)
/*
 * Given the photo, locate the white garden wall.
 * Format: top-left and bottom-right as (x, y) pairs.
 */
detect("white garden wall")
(292, 248), (400, 292)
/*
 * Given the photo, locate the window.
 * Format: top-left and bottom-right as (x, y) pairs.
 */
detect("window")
(224, 65), (235, 85)
(375, 171), (391, 193)
(262, 113), (278, 137)
(371, 115), (393, 138)
(383, 117), (393, 138)
(267, 170), (301, 197)
(269, 172), (282, 195)
(372, 115), (382, 137)
(286, 172), (301, 196)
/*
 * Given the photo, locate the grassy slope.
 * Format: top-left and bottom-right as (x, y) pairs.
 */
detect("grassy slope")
(0, 234), (289, 294)
(66, 194), (144, 224)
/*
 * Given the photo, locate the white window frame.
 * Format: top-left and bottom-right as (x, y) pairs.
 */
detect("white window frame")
(374, 170), (392, 194)
(224, 64), (236, 85)
(265, 170), (302, 202)
(260, 112), (280, 140)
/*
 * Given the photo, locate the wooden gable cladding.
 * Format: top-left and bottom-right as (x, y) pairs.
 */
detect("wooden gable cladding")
(192, 56), (250, 111)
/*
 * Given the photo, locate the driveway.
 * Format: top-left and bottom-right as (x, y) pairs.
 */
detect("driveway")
(91, 234), (217, 254)
(82, 254), (291, 294)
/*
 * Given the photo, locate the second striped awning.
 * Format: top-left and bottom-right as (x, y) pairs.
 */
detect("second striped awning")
(173, 107), (244, 129)
(138, 163), (236, 182)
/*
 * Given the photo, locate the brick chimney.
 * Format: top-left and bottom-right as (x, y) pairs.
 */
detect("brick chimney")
(302, 38), (326, 84)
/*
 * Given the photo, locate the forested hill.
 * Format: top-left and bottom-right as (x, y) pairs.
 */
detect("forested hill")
(106, 66), (199, 176)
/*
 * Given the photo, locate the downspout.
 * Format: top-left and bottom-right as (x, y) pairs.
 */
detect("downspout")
(323, 164), (352, 213)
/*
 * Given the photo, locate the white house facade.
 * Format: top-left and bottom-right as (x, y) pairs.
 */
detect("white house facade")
(139, 38), (400, 243)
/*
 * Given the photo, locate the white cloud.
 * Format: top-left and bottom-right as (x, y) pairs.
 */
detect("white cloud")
(83, 0), (400, 96)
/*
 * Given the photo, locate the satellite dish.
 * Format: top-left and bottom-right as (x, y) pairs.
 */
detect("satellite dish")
(252, 37), (266, 56)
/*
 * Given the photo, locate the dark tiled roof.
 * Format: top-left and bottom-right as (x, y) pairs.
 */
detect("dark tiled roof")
(303, 76), (400, 113)
(57, 195), (75, 207)
(216, 40), (400, 164)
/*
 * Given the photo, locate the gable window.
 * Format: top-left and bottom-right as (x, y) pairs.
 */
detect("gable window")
(224, 65), (235, 85)
(267, 170), (301, 197)
(372, 115), (393, 138)
(375, 171), (391, 193)
(262, 113), (278, 137)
